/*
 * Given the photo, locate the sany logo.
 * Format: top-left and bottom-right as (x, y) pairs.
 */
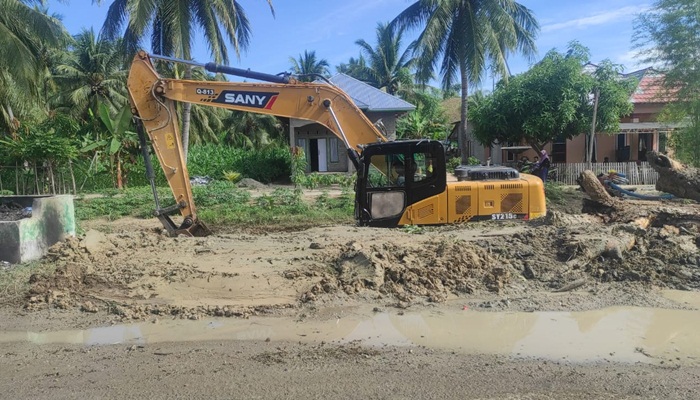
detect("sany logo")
(213, 90), (278, 109)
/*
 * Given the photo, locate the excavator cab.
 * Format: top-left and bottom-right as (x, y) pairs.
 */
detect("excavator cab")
(356, 140), (446, 227)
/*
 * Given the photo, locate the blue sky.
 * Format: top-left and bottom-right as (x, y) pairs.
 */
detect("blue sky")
(51, 0), (651, 83)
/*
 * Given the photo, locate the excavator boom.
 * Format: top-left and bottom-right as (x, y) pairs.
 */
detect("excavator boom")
(127, 51), (386, 236)
(128, 50), (546, 236)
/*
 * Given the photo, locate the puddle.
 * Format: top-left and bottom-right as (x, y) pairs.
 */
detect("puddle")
(662, 289), (700, 309)
(2, 306), (700, 365)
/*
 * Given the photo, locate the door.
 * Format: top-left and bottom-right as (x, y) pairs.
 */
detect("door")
(317, 138), (328, 172)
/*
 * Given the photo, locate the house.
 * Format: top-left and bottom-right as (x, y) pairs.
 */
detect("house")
(289, 73), (415, 173)
(560, 68), (680, 163)
(447, 67), (680, 166)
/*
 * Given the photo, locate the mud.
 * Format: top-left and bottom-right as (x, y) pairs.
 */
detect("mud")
(14, 201), (700, 323)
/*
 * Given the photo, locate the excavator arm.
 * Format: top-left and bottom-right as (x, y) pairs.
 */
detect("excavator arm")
(127, 51), (386, 236)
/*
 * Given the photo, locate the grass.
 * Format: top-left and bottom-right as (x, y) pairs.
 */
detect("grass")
(74, 182), (355, 230)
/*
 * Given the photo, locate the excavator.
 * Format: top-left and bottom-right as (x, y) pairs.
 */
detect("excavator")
(127, 51), (546, 236)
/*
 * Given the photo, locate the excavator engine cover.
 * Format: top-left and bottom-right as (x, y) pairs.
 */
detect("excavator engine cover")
(454, 166), (520, 181)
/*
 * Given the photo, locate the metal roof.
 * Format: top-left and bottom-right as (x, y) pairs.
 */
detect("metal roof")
(327, 73), (415, 112)
(618, 122), (684, 132)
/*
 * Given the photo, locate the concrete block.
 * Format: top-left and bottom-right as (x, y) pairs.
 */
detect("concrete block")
(0, 195), (76, 264)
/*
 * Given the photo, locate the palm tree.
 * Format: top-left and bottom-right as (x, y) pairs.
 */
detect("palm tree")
(52, 28), (128, 121)
(220, 111), (282, 148)
(98, 0), (275, 159)
(355, 22), (415, 95)
(289, 50), (329, 82)
(0, 0), (68, 133)
(335, 56), (368, 79)
(392, 0), (539, 163)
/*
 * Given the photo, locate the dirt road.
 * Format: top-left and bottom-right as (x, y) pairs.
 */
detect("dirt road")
(2, 190), (700, 398)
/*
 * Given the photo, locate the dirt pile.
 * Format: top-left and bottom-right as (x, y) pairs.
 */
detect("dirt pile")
(0, 201), (30, 221)
(16, 197), (700, 318)
(302, 239), (507, 304)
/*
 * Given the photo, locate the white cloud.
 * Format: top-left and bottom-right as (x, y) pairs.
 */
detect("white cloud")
(542, 6), (649, 33)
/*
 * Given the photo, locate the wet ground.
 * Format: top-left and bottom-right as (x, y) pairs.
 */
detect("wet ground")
(3, 187), (700, 398)
(3, 291), (700, 366)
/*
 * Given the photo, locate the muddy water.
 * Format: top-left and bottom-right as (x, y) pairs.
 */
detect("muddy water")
(3, 294), (700, 365)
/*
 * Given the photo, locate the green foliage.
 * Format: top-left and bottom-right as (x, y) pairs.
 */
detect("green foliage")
(192, 181), (250, 206)
(446, 157), (461, 173)
(401, 224), (424, 234)
(299, 173), (355, 190)
(352, 22), (415, 96)
(0, 1), (69, 132)
(471, 43), (634, 150)
(289, 50), (330, 82)
(392, 0), (539, 165)
(397, 90), (450, 140)
(187, 144), (291, 183)
(544, 181), (566, 205)
(634, 0), (700, 166)
(223, 171), (242, 183)
(0, 117), (79, 164)
(290, 147), (307, 187)
(75, 186), (172, 221)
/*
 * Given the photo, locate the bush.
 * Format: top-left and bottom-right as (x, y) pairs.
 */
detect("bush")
(188, 144), (291, 183)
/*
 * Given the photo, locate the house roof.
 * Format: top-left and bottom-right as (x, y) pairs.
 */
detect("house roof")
(583, 64), (676, 104)
(327, 73), (415, 112)
(630, 72), (678, 104)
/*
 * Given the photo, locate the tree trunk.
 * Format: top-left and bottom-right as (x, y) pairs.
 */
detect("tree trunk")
(579, 170), (618, 207)
(181, 66), (193, 162)
(69, 159), (77, 195)
(116, 157), (123, 189)
(648, 151), (700, 201)
(586, 89), (599, 165)
(458, 63), (470, 165)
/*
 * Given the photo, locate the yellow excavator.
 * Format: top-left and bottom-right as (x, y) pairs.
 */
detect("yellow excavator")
(127, 51), (546, 236)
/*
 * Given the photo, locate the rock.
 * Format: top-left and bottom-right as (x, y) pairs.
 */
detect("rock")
(237, 178), (267, 189)
(523, 263), (537, 280)
(81, 301), (99, 313)
(309, 242), (325, 249)
(659, 225), (680, 238)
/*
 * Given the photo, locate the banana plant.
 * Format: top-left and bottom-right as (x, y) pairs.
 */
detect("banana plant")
(81, 103), (137, 189)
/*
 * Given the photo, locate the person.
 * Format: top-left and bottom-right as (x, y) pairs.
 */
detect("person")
(392, 160), (405, 186)
(603, 157), (610, 163)
(425, 158), (434, 178)
(534, 149), (551, 182)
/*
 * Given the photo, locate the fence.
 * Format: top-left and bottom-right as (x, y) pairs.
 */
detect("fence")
(0, 163), (77, 196)
(551, 162), (658, 185)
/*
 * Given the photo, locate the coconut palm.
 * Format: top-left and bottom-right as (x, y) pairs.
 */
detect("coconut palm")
(355, 22), (415, 95)
(335, 56), (368, 79)
(98, 0), (275, 158)
(52, 28), (128, 122)
(289, 50), (330, 82)
(220, 111), (283, 149)
(0, 0), (68, 133)
(392, 0), (539, 163)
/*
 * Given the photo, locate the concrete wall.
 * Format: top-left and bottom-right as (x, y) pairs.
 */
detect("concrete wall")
(0, 195), (76, 264)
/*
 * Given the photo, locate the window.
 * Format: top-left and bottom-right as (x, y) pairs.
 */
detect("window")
(505, 142), (516, 162)
(412, 153), (434, 184)
(551, 137), (566, 163)
(329, 137), (339, 163)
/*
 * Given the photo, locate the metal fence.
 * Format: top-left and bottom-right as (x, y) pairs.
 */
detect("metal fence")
(551, 162), (658, 185)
